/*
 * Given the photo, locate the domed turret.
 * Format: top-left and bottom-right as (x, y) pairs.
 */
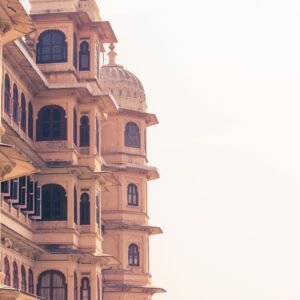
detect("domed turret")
(100, 44), (147, 112)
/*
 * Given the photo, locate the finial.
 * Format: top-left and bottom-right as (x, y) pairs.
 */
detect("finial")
(108, 43), (117, 65)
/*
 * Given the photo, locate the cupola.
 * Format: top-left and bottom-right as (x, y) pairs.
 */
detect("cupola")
(100, 44), (147, 112)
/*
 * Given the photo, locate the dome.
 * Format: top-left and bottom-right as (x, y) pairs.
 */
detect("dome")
(100, 44), (147, 112)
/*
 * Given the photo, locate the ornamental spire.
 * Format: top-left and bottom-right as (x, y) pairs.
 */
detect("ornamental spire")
(108, 43), (117, 65)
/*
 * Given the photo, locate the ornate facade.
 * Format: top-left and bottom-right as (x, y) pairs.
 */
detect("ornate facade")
(0, 0), (164, 299)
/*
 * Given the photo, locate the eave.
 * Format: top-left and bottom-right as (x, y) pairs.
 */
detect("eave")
(31, 11), (117, 44)
(118, 109), (158, 127)
(104, 222), (163, 235)
(104, 283), (166, 295)
(104, 163), (159, 181)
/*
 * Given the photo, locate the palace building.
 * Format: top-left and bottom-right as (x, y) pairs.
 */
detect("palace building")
(0, 0), (164, 299)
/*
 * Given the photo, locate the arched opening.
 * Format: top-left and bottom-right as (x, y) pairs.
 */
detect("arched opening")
(125, 122), (140, 148)
(80, 277), (90, 300)
(73, 108), (77, 146)
(4, 74), (11, 114)
(128, 184), (138, 206)
(42, 184), (67, 221)
(79, 41), (90, 71)
(21, 93), (26, 132)
(38, 270), (67, 300)
(12, 84), (18, 123)
(80, 193), (90, 225)
(4, 257), (10, 286)
(37, 30), (67, 64)
(21, 265), (26, 292)
(36, 105), (67, 141)
(128, 243), (140, 266)
(80, 116), (90, 147)
(74, 187), (78, 224)
(28, 101), (33, 139)
(13, 261), (19, 289)
(28, 269), (34, 294)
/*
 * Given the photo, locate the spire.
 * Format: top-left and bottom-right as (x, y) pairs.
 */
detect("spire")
(108, 43), (117, 65)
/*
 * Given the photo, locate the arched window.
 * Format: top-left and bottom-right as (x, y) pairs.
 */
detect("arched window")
(4, 74), (11, 114)
(21, 93), (26, 132)
(42, 184), (67, 221)
(21, 265), (26, 292)
(36, 105), (67, 141)
(128, 184), (138, 206)
(38, 270), (67, 300)
(13, 261), (19, 289)
(73, 108), (77, 146)
(74, 187), (78, 224)
(125, 122), (140, 148)
(28, 269), (34, 294)
(80, 116), (90, 147)
(37, 30), (67, 64)
(96, 195), (100, 226)
(96, 117), (99, 154)
(73, 33), (77, 69)
(12, 84), (19, 123)
(128, 244), (139, 266)
(79, 41), (90, 71)
(4, 257), (10, 286)
(80, 277), (90, 300)
(80, 193), (90, 225)
(74, 272), (78, 300)
(28, 101), (33, 139)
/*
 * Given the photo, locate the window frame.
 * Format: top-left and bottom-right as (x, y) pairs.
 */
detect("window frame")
(128, 184), (139, 206)
(80, 193), (90, 225)
(79, 41), (90, 71)
(80, 115), (90, 147)
(36, 105), (67, 141)
(4, 257), (10, 286)
(125, 122), (141, 148)
(80, 277), (90, 300)
(36, 30), (68, 64)
(128, 243), (140, 267)
(4, 74), (11, 114)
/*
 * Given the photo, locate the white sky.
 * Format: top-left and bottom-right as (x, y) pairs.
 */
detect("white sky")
(21, 0), (300, 299)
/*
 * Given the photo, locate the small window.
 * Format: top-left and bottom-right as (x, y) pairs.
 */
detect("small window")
(80, 277), (90, 300)
(73, 33), (78, 69)
(74, 187), (78, 224)
(13, 261), (19, 289)
(42, 184), (67, 221)
(125, 122), (140, 148)
(21, 265), (26, 292)
(80, 193), (90, 225)
(96, 117), (99, 154)
(28, 269), (34, 294)
(4, 74), (11, 114)
(80, 116), (90, 147)
(128, 244), (139, 266)
(73, 108), (78, 146)
(79, 42), (90, 71)
(13, 84), (19, 123)
(38, 270), (67, 300)
(28, 102), (33, 139)
(21, 93), (26, 132)
(36, 105), (67, 141)
(4, 257), (10, 286)
(96, 195), (100, 225)
(37, 30), (67, 64)
(128, 184), (138, 206)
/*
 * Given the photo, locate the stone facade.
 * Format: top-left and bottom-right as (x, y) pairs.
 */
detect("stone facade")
(0, 0), (164, 299)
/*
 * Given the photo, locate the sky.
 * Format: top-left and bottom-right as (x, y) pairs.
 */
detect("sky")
(21, 0), (300, 299)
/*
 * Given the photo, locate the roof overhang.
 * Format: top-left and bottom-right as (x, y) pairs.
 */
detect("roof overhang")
(0, 143), (38, 181)
(104, 284), (166, 295)
(104, 163), (159, 181)
(31, 11), (117, 43)
(118, 109), (158, 127)
(104, 222), (163, 235)
(0, 0), (36, 44)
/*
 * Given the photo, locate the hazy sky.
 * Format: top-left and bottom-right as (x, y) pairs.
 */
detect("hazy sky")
(21, 0), (300, 299)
